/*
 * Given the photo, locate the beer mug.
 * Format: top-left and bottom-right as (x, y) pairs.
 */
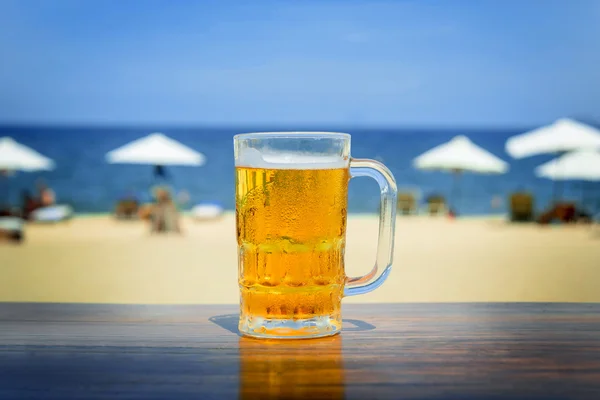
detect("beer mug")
(234, 132), (397, 339)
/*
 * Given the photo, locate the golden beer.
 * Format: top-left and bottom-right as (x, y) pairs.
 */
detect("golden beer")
(236, 164), (348, 334)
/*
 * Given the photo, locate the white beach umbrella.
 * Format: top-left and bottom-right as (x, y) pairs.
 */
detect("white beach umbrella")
(414, 135), (508, 174)
(506, 118), (600, 159)
(413, 135), (509, 212)
(106, 132), (206, 166)
(0, 137), (55, 172)
(535, 149), (600, 181)
(0, 137), (55, 208)
(535, 150), (600, 214)
(505, 118), (600, 203)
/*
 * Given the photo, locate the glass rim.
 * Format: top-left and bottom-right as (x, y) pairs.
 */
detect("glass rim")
(234, 131), (350, 141)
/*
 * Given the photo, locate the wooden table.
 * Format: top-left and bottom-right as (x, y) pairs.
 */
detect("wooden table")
(1, 303), (599, 399)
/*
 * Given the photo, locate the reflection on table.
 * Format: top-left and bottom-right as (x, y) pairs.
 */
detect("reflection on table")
(239, 335), (345, 399)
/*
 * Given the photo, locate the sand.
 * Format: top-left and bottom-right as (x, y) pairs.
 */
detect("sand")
(1, 213), (599, 304)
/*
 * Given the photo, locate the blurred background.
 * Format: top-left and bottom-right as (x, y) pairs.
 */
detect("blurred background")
(1, 0), (599, 304)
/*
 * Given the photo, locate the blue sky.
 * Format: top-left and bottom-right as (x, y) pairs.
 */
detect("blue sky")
(1, 0), (599, 127)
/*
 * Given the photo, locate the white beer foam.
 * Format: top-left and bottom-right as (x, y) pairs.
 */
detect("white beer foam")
(236, 148), (347, 169)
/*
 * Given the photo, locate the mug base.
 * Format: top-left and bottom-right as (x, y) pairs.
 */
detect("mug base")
(239, 314), (342, 339)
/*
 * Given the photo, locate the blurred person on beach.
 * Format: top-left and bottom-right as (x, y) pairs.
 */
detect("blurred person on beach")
(36, 179), (55, 207)
(150, 187), (182, 234)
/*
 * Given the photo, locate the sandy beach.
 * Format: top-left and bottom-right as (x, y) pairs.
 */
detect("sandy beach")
(1, 213), (599, 304)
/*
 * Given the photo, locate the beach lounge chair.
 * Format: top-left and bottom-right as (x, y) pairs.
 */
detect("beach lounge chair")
(115, 199), (139, 219)
(29, 205), (73, 223)
(191, 202), (224, 221)
(509, 192), (535, 222)
(0, 217), (24, 243)
(426, 195), (447, 216)
(537, 202), (577, 225)
(397, 193), (417, 215)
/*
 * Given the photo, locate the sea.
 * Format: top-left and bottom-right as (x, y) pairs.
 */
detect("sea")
(1, 125), (598, 216)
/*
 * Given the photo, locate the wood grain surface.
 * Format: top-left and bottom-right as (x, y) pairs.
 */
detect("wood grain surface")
(1, 303), (599, 399)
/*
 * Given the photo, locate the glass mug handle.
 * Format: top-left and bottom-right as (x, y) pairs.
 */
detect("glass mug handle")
(344, 158), (398, 297)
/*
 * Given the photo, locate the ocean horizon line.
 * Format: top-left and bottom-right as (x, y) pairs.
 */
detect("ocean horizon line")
(1, 115), (599, 132)
(0, 122), (545, 134)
